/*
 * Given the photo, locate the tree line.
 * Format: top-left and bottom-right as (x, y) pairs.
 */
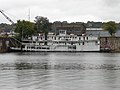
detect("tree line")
(0, 16), (119, 40)
(14, 16), (51, 43)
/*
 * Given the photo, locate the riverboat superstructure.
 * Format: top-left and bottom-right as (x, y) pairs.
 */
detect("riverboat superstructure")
(11, 30), (100, 52)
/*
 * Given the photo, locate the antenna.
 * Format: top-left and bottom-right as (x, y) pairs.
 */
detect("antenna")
(28, 8), (30, 21)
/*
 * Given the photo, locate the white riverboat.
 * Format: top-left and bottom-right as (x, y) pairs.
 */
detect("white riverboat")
(10, 30), (100, 52)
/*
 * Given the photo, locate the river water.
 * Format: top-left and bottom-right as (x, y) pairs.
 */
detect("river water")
(0, 52), (120, 90)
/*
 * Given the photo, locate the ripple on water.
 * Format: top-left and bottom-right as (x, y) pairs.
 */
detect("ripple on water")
(0, 63), (120, 70)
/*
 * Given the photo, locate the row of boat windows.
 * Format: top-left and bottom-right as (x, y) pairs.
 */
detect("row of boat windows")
(25, 41), (99, 50)
(36, 37), (89, 40)
(26, 42), (98, 49)
(51, 42), (83, 45)
(27, 47), (50, 49)
(26, 46), (76, 49)
(37, 41), (98, 45)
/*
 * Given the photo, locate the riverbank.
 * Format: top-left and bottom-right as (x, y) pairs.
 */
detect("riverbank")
(0, 37), (21, 53)
(100, 36), (120, 52)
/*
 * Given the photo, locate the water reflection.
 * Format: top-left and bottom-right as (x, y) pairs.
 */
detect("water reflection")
(0, 52), (120, 90)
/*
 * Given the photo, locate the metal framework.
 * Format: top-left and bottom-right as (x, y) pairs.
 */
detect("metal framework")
(0, 10), (14, 24)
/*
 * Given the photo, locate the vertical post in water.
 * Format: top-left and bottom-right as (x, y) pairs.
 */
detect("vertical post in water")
(21, 25), (23, 52)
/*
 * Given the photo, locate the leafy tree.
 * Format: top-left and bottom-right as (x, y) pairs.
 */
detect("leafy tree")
(34, 16), (51, 45)
(103, 21), (117, 36)
(15, 20), (35, 40)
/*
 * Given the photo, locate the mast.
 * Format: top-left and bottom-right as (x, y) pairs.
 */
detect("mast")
(28, 8), (30, 21)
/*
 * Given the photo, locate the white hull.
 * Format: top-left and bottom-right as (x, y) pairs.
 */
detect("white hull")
(11, 42), (100, 52)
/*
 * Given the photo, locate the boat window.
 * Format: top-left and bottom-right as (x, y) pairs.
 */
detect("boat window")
(83, 37), (85, 40)
(31, 47), (34, 49)
(82, 42), (84, 45)
(58, 37), (60, 40)
(39, 47), (41, 49)
(42, 47), (50, 49)
(87, 37), (88, 40)
(71, 42), (74, 45)
(95, 41), (99, 45)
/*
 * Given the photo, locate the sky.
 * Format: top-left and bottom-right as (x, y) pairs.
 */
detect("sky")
(0, 0), (120, 24)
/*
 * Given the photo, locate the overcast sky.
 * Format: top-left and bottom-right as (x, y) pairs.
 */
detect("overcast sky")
(0, 0), (120, 24)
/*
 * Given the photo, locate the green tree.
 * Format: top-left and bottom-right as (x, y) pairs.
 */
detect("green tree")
(34, 16), (51, 45)
(103, 21), (117, 36)
(15, 20), (35, 40)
